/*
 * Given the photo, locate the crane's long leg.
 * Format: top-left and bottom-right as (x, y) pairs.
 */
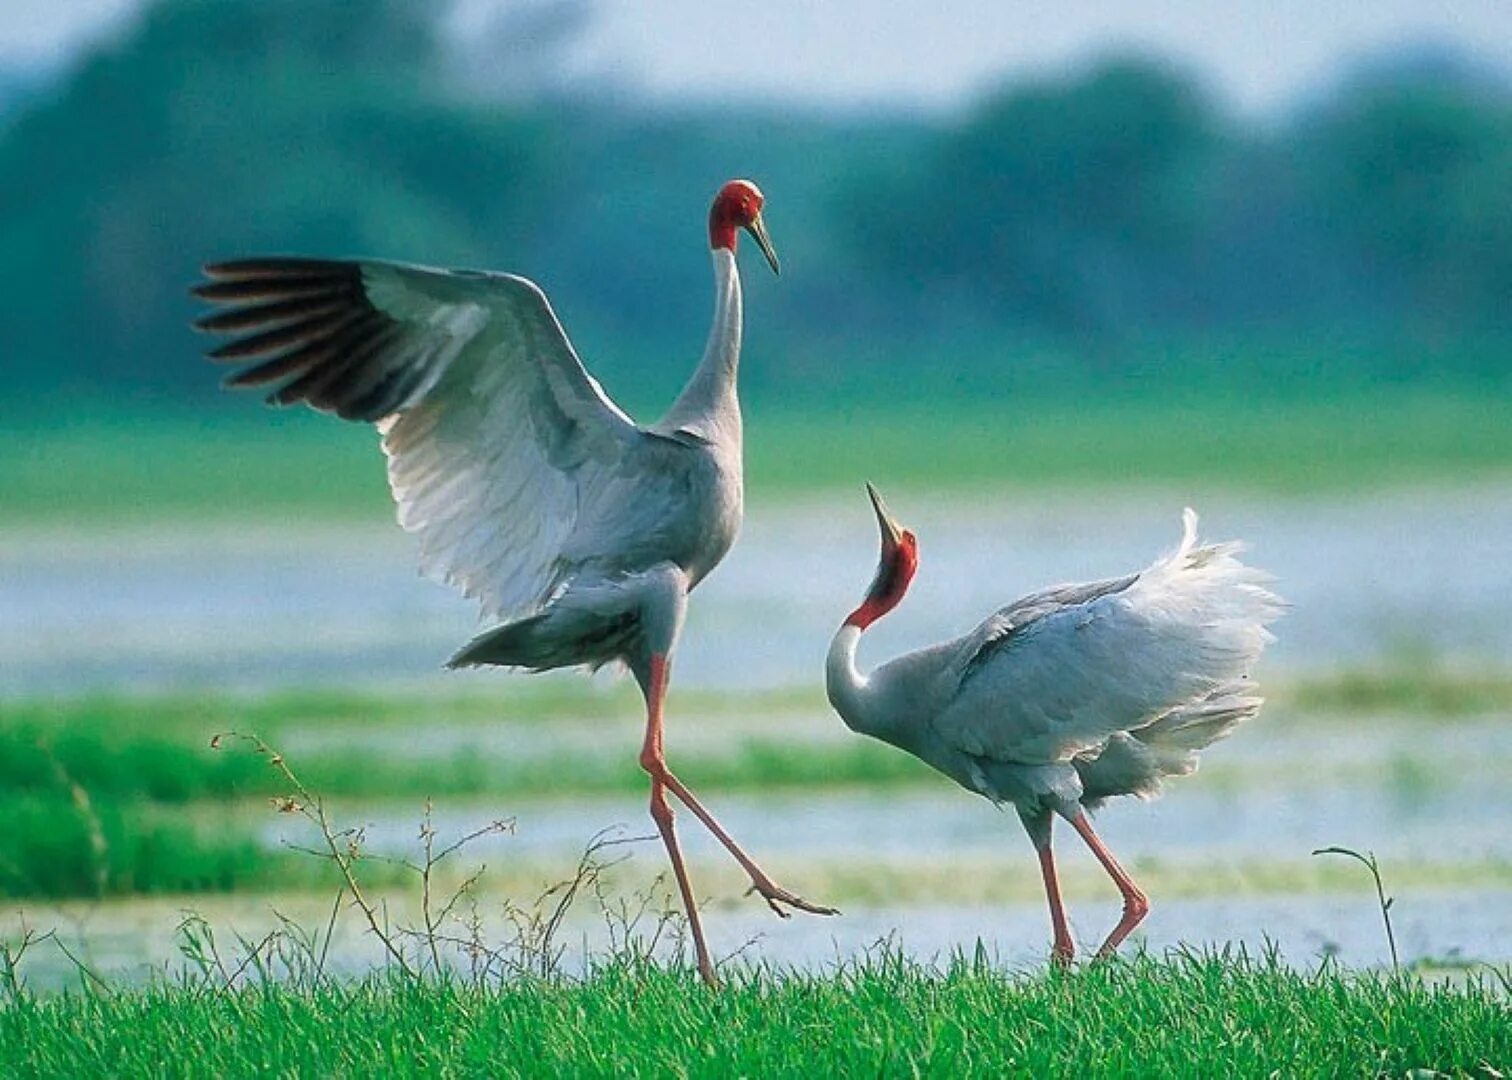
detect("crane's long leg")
(1024, 813), (1075, 966)
(1068, 811), (1149, 958)
(639, 656), (717, 986)
(640, 655), (838, 920)
(658, 770), (837, 917)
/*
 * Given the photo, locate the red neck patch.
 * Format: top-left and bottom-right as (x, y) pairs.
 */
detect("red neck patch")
(845, 536), (919, 629)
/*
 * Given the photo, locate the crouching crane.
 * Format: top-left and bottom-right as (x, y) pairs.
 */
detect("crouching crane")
(194, 180), (835, 987)
(826, 485), (1283, 963)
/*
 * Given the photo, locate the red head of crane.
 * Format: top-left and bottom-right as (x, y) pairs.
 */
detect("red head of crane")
(710, 180), (779, 273)
(827, 484), (1283, 964)
(194, 180), (834, 987)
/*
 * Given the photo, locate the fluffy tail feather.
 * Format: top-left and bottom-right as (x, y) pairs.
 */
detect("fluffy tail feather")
(1075, 510), (1281, 809)
(1123, 507), (1286, 687)
(447, 567), (678, 675)
(1076, 683), (1265, 808)
(1135, 682), (1264, 776)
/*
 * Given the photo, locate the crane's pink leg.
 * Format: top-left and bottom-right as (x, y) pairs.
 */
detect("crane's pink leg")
(1036, 844), (1076, 967)
(638, 656), (717, 986)
(1068, 812), (1149, 959)
(641, 656), (837, 920)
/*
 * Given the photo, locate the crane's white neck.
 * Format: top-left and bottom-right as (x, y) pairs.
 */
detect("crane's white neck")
(659, 248), (742, 443)
(825, 624), (872, 733)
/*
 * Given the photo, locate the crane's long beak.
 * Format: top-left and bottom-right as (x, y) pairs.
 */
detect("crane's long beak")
(866, 481), (904, 550)
(745, 213), (780, 276)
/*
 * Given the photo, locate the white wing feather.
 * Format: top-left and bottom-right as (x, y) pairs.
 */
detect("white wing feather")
(371, 263), (651, 620)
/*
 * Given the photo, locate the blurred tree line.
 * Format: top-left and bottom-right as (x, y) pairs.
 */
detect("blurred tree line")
(0, 0), (1507, 412)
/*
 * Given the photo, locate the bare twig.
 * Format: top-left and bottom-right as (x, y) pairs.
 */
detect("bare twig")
(194, 735), (690, 991)
(3, 918), (117, 1003)
(410, 801), (515, 977)
(419, 801), (442, 975)
(224, 930), (281, 989)
(0, 918), (46, 1004)
(1312, 845), (1400, 973)
(501, 826), (647, 978)
(48, 933), (114, 996)
(213, 731), (417, 978)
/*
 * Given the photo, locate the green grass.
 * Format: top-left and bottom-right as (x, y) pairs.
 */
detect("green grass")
(0, 788), (413, 900)
(6, 380), (1511, 525)
(751, 389), (1512, 498)
(5, 665), (1505, 805)
(0, 793), (259, 898)
(1, 952), (1507, 1077)
(0, 408), (391, 526)
(1291, 664), (1512, 717)
(0, 685), (923, 805)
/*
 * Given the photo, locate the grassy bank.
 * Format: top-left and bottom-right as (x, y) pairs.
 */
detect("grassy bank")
(3, 663), (1510, 901)
(6, 664), (1510, 804)
(11, 659), (1512, 792)
(6, 381), (1511, 525)
(0, 953), (1506, 1076)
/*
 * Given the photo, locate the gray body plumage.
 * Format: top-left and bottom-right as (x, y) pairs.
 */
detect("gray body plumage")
(828, 510), (1284, 823)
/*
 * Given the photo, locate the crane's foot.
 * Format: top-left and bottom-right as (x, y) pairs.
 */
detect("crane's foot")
(745, 878), (840, 918)
(1067, 811), (1149, 962)
(1093, 894), (1149, 961)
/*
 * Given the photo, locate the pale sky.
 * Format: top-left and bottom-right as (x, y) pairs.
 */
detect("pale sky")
(6, 0), (1511, 113)
(559, 0), (1512, 113)
(0, 0), (139, 68)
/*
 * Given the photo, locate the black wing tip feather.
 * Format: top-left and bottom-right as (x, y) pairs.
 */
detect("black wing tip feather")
(200, 256), (355, 280)
(191, 256), (408, 420)
(193, 295), (347, 334)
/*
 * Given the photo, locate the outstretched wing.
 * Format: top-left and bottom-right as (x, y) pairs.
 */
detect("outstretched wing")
(933, 510), (1281, 765)
(195, 257), (646, 620)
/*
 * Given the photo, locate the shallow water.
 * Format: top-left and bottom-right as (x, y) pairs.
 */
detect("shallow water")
(333, 769), (1512, 869)
(10, 881), (1507, 993)
(220, 698), (1512, 977)
(3, 486), (1512, 695)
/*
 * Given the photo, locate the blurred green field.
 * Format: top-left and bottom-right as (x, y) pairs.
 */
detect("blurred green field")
(6, 383), (1511, 527)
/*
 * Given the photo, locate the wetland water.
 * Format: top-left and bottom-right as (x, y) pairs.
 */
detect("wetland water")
(3, 487), (1510, 982)
(3, 486), (1511, 694)
(321, 704), (1509, 971)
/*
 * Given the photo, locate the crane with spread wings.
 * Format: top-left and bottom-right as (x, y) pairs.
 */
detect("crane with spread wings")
(194, 180), (833, 986)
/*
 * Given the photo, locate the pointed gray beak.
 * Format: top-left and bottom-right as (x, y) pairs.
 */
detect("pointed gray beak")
(866, 481), (904, 548)
(745, 212), (780, 276)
